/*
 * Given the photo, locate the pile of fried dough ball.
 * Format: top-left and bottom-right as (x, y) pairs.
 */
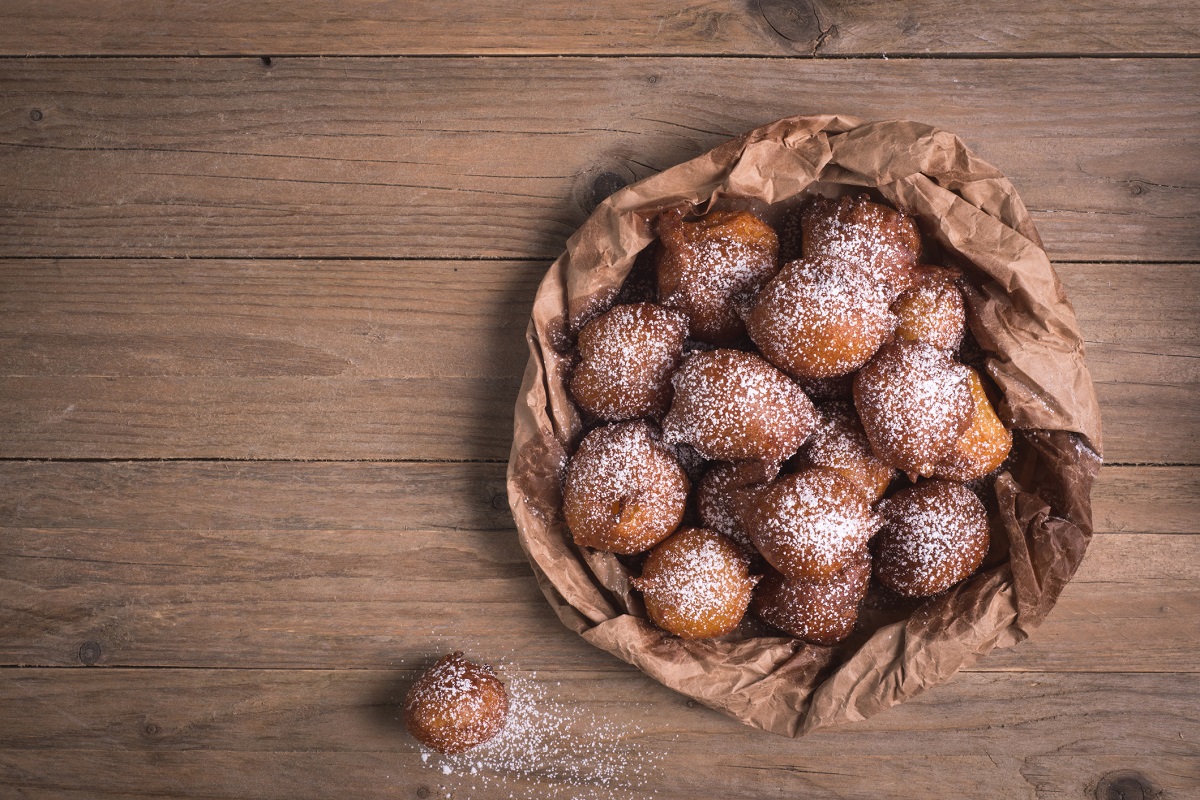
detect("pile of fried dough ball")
(563, 195), (1013, 646)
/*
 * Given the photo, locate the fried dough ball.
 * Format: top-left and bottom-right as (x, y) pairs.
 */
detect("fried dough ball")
(662, 349), (818, 464)
(801, 194), (921, 299)
(695, 460), (779, 552)
(752, 550), (872, 645)
(569, 303), (689, 420)
(403, 652), (509, 754)
(873, 480), (990, 597)
(800, 402), (896, 503)
(654, 209), (780, 345)
(932, 368), (1014, 481)
(891, 265), (966, 351)
(743, 467), (879, 583)
(745, 258), (896, 379)
(632, 528), (759, 639)
(853, 340), (974, 478)
(563, 421), (689, 554)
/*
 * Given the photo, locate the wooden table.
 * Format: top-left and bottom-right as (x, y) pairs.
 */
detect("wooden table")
(1, 3), (1197, 798)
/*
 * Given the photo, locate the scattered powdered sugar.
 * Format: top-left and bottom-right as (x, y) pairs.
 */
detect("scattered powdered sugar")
(748, 258), (895, 378)
(661, 349), (816, 463)
(415, 672), (665, 799)
(854, 341), (973, 476)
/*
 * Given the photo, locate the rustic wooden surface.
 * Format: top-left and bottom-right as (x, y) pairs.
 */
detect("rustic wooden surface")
(1, 2), (1197, 798)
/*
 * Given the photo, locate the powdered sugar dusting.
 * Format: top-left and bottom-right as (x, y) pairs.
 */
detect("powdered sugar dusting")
(562, 421), (688, 554)
(634, 529), (756, 637)
(570, 303), (689, 420)
(802, 402), (895, 502)
(748, 258), (896, 378)
(875, 481), (989, 596)
(655, 210), (779, 343)
(747, 468), (878, 581)
(662, 349), (816, 463)
(802, 195), (920, 297)
(753, 553), (871, 644)
(416, 673), (664, 799)
(854, 341), (973, 476)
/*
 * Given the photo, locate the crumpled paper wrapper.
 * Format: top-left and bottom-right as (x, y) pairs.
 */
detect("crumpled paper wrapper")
(506, 115), (1103, 736)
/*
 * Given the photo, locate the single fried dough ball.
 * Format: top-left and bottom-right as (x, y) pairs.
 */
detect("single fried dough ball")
(695, 460), (779, 552)
(654, 209), (780, 345)
(569, 303), (689, 420)
(662, 349), (818, 463)
(933, 368), (1014, 481)
(746, 258), (896, 379)
(632, 528), (759, 639)
(853, 340), (973, 478)
(563, 421), (689, 554)
(801, 402), (896, 503)
(801, 194), (921, 299)
(891, 265), (966, 351)
(403, 652), (509, 755)
(744, 467), (879, 583)
(752, 550), (872, 645)
(874, 480), (990, 597)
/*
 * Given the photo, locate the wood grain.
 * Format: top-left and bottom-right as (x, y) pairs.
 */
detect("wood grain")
(1, 58), (1196, 262)
(1, 1), (1196, 56)
(0, 669), (1195, 800)
(1, 260), (1194, 463)
(1, 461), (1195, 671)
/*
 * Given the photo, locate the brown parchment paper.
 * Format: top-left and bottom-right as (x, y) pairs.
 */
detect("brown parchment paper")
(506, 116), (1103, 736)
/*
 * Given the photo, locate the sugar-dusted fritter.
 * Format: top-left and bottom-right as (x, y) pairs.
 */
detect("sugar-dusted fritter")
(891, 265), (966, 351)
(932, 368), (1014, 481)
(873, 480), (990, 597)
(569, 302), (689, 420)
(743, 466), (880, 583)
(662, 349), (818, 464)
(563, 421), (689, 554)
(632, 527), (759, 639)
(800, 194), (921, 299)
(853, 340), (974, 478)
(654, 209), (780, 345)
(800, 402), (895, 503)
(745, 257), (896, 379)
(752, 549), (872, 645)
(403, 652), (509, 755)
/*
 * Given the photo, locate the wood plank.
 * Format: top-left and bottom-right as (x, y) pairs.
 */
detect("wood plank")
(1, 260), (1196, 462)
(0, 669), (1195, 799)
(5, 462), (1192, 536)
(1, 58), (1196, 262)
(0, 461), (1195, 670)
(1, 1), (1196, 57)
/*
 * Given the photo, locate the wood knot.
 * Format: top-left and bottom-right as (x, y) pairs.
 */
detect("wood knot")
(29, 109), (43, 122)
(416, 787), (430, 799)
(590, 171), (630, 209)
(759, 0), (823, 45)
(1128, 182), (1148, 196)
(1094, 770), (1160, 800)
(78, 641), (102, 665)
(144, 723), (160, 736)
